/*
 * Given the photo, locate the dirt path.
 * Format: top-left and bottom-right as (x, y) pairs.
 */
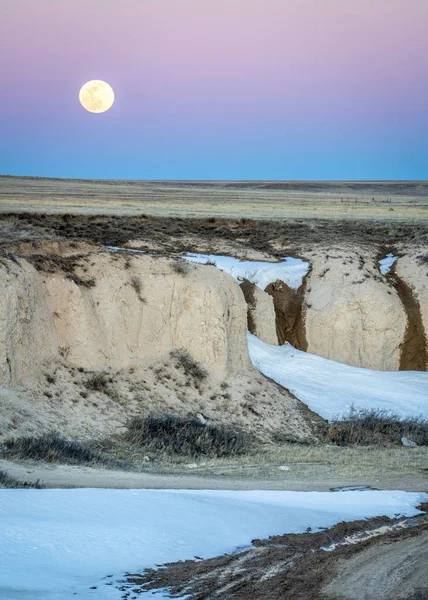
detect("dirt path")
(325, 532), (428, 599)
(119, 513), (428, 600)
(1, 459), (427, 492)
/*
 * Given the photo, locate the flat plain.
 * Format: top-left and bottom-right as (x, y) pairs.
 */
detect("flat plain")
(1, 176), (428, 220)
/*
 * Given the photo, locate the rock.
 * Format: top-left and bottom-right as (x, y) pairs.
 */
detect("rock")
(0, 248), (250, 385)
(401, 437), (417, 447)
(304, 251), (407, 370)
(196, 413), (207, 425)
(240, 280), (278, 345)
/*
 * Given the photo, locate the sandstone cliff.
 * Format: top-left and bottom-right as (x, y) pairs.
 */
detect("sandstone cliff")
(0, 245), (319, 443)
(304, 250), (407, 371)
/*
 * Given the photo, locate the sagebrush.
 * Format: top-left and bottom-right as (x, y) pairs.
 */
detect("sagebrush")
(327, 409), (428, 446)
(125, 414), (253, 457)
(3, 433), (100, 463)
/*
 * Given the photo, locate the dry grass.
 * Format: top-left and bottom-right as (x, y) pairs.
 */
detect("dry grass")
(0, 470), (44, 488)
(170, 259), (191, 275)
(125, 415), (253, 458)
(150, 442), (428, 484)
(327, 409), (428, 446)
(169, 349), (208, 382)
(2, 433), (100, 464)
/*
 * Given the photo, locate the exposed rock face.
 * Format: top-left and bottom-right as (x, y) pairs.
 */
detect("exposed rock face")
(240, 280), (278, 345)
(0, 259), (58, 386)
(0, 245), (320, 444)
(395, 252), (428, 370)
(265, 280), (307, 349)
(304, 251), (407, 370)
(0, 249), (250, 385)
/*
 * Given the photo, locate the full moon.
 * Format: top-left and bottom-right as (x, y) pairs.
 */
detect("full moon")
(79, 80), (115, 114)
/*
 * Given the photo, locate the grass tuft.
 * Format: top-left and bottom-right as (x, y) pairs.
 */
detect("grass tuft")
(3, 433), (100, 464)
(327, 409), (428, 446)
(170, 349), (208, 381)
(125, 414), (253, 458)
(0, 470), (44, 489)
(171, 259), (190, 276)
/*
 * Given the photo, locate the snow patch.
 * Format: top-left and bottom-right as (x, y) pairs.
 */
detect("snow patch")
(105, 246), (146, 254)
(183, 254), (310, 290)
(379, 253), (398, 275)
(0, 488), (426, 600)
(247, 333), (428, 420)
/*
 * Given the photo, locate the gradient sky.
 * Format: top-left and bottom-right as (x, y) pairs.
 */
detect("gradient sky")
(1, 0), (427, 179)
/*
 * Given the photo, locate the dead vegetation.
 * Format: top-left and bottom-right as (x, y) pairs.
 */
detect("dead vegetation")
(2, 433), (100, 464)
(169, 349), (208, 382)
(125, 414), (253, 458)
(327, 409), (428, 446)
(0, 469), (44, 489)
(20, 252), (97, 287)
(1, 213), (428, 257)
(170, 258), (191, 275)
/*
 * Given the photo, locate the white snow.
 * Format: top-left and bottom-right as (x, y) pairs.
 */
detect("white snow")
(248, 333), (428, 420)
(379, 253), (398, 275)
(0, 488), (426, 600)
(105, 246), (146, 254)
(183, 253), (310, 290)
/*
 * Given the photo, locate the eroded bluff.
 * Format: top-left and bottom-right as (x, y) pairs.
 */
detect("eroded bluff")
(0, 244), (319, 443)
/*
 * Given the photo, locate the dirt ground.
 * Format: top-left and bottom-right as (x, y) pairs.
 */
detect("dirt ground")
(1, 439), (427, 491)
(117, 510), (428, 600)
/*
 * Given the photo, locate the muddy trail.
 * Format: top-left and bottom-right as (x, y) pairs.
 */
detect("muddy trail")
(117, 507), (428, 600)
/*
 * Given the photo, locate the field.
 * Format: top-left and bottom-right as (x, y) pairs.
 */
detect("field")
(1, 176), (428, 221)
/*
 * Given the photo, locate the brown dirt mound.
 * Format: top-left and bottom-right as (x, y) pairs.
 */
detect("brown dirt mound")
(265, 279), (307, 349)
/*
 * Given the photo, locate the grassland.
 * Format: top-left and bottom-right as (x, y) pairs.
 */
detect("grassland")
(1, 176), (427, 221)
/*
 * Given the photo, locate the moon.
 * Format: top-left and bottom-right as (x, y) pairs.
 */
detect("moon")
(79, 80), (115, 114)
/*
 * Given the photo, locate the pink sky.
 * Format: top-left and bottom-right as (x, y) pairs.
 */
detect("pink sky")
(1, 0), (427, 178)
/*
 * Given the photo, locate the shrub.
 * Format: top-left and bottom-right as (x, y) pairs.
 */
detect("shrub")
(125, 414), (253, 457)
(0, 470), (44, 489)
(327, 409), (428, 446)
(3, 433), (99, 464)
(171, 259), (190, 275)
(84, 373), (110, 393)
(130, 275), (144, 302)
(170, 349), (208, 381)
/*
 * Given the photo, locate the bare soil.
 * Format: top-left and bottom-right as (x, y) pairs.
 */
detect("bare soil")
(117, 510), (428, 600)
(390, 270), (428, 371)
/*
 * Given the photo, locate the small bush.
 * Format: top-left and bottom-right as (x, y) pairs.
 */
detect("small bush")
(84, 373), (110, 393)
(0, 470), (44, 489)
(171, 259), (190, 276)
(3, 433), (99, 464)
(170, 349), (208, 381)
(130, 276), (145, 302)
(125, 415), (253, 457)
(327, 409), (428, 446)
(66, 274), (96, 288)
